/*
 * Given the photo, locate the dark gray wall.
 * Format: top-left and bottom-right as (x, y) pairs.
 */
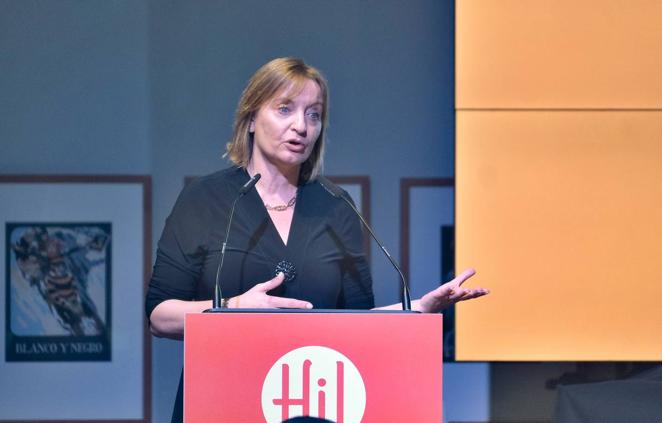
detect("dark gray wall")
(0, 0), (150, 173)
(1, 1), (488, 422)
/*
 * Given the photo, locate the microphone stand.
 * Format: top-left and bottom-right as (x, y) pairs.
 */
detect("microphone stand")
(205, 173), (261, 313)
(319, 177), (412, 311)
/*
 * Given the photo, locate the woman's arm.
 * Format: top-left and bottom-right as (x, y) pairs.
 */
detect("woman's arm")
(373, 268), (489, 312)
(149, 299), (212, 340)
(148, 272), (313, 340)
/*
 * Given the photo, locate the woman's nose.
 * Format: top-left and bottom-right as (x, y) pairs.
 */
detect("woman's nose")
(291, 111), (307, 135)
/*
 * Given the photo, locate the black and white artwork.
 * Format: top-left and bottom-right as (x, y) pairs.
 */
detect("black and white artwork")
(6, 223), (111, 361)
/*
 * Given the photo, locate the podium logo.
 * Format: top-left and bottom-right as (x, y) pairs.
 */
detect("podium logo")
(261, 346), (366, 423)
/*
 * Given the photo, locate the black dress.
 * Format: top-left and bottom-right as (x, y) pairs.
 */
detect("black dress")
(145, 167), (374, 422)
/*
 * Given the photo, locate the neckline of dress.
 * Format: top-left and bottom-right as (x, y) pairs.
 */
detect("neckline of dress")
(241, 168), (303, 249)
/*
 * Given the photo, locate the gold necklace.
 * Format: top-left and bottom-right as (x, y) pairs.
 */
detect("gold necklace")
(264, 194), (297, 212)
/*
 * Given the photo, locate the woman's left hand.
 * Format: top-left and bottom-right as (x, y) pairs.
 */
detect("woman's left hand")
(415, 268), (489, 313)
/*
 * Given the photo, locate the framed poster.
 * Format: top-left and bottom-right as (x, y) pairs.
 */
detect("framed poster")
(400, 178), (455, 361)
(0, 175), (151, 422)
(6, 222), (112, 361)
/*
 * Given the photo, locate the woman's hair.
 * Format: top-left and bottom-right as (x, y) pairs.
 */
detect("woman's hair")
(225, 57), (329, 182)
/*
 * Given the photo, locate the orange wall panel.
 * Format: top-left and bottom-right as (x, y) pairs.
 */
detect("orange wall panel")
(457, 0), (662, 109)
(455, 111), (662, 360)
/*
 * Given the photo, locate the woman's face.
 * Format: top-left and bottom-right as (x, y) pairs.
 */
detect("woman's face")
(249, 79), (323, 171)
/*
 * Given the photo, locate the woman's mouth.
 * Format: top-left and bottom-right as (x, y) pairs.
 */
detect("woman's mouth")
(285, 140), (306, 152)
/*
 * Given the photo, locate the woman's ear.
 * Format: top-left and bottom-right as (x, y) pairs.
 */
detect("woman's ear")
(249, 117), (255, 133)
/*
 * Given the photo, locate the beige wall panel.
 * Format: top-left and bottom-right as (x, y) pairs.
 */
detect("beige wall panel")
(455, 111), (662, 360)
(457, 0), (662, 109)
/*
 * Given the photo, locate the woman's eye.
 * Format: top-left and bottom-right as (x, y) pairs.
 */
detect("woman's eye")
(277, 105), (290, 114)
(307, 111), (321, 121)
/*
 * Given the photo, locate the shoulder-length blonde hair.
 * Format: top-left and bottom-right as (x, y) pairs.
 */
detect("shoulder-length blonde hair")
(225, 57), (329, 182)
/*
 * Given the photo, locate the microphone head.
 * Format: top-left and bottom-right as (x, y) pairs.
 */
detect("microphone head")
(318, 176), (344, 199)
(239, 173), (261, 195)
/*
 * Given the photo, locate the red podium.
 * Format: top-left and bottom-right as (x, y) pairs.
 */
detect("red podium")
(184, 311), (443, 422)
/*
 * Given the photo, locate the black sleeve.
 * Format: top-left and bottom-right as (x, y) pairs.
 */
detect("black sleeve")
(335, 193), (375, 309)
(145, 182), (214, 319)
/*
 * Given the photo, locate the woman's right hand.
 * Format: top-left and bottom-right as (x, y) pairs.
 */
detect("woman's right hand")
(149, 273), (313, 340)
(230, 272), (313, 309)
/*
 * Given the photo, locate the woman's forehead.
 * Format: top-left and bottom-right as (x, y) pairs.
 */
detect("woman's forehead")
(271, 79), (323, 103)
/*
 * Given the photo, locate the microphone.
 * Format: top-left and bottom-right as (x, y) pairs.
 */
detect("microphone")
(318, 176), (412, 311)
(239, 174), (261, 195)
(205, 173), (261, 312)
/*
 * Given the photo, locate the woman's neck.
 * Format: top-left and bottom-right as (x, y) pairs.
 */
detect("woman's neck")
(246, 161), (299, 199)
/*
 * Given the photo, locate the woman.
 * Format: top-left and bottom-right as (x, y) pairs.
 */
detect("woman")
(146, 57), (488, 422)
